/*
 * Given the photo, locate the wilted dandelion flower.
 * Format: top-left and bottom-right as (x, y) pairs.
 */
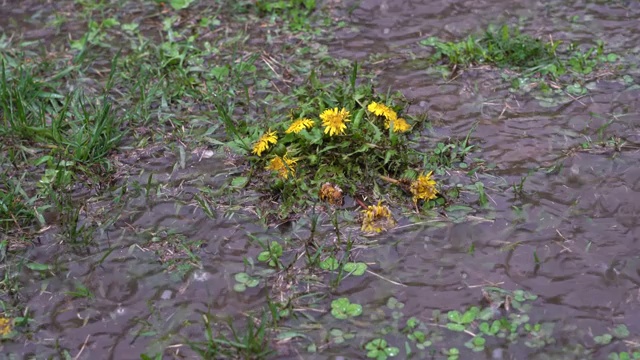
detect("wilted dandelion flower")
(285, 118), (315, 134)
(0, 316), (11, 337)
(367, 101), (398, 122)
(410, 171), (438, 203)
(320, 108), (350, 136)
(252, 129), (278, 156)
(388, 118), (411, 133)
(266, 153), (298, 179)
(319, 182), (344, 206)
(361, 201), (396, 233)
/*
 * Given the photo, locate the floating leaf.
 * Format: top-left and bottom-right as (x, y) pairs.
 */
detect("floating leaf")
(385, 346), (400, 356)
(234, 272), (249, 283)
(231, 176), (249, 188)
(613, 324), (630, 339)
(461, 307), (478, 324)
(447, 323), (466, 332)
(246, 278), (260, 288)
(447, 310), (462, 323)
(594, 333), (613, 345)
(169, 0), (196, 10)
(320, 257), (339, 271)
(346, 303), (363, 317)
(344, 262), (367, 276)
(26, 262), (51, 271)
(331, 297), (362, 319)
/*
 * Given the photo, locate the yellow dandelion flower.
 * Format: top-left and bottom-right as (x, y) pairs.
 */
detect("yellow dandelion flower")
(285, 118), (315, 134)
(361, 201), (396, 233)
(388, 118), (411, 133)
(367, 101), (398, 122)
(266, 153), (298, 179)
(252, 129), (278, 157)
(0, 316), (11, 337)
(410, 171), (438, 203)
(320, 107), (350, 136)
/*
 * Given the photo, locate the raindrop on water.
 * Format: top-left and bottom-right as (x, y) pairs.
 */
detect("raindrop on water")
(192, 270), (210, 282)
(161, 290), (173, 300)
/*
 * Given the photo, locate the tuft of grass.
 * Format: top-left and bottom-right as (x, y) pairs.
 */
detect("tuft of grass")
(420, 24), (619, 91)
(255, 0), (317, 31)
(1, 59), (124, 173)
(186, 312), (275, 359)
(0, 174), (42, 234)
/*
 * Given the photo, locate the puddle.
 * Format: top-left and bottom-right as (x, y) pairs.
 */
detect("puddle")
(2, 0), (640, 358)
(326, 0), (640, 358)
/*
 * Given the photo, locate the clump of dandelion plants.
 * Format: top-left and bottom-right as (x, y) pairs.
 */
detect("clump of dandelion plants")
(227, 64), (449, 222)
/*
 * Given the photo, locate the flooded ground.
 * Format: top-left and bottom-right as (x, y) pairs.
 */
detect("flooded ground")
(1, 0), (640, 359)
(332, 0), (640, 358)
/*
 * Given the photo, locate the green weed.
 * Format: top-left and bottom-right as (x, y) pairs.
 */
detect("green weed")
(330, 297), (362, 319)
(352, 287), (545, 359)
(365, 338), (400, 360)
(187, 312), (275, 359)
(420, 24), (618, 92)
(256, 240), (284, 269)
(65, 282), (93, 299)
(0, 175), (42, 234)
(221, 63), (483, 220)
(233, 272), (260, 292)
(255, 0), (317, 31)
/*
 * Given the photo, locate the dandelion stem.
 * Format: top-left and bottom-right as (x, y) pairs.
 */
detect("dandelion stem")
(378, 175), (400, 184)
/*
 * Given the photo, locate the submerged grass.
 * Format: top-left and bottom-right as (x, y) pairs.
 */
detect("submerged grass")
(420, 24), (620, 93)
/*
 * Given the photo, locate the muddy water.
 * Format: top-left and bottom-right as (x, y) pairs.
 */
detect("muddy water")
(2, 0), (640, 359)
(330, 0), (640, 358)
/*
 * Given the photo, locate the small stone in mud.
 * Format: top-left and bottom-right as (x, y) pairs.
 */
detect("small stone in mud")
(161, 290), (173, 300)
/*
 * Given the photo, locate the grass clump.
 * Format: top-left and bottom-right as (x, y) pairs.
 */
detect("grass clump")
(255, 0), (317, 31)
(0, 60), (123, 173)
(185, 312), (275, 359)
(0, 58), (124, 240)
(0, 175), (41, 235)
(219, 63), (476, 220)
(422, 25), (558, 69)
(420, 24), (619, 93)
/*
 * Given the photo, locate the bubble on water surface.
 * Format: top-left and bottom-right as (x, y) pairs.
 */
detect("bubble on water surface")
(192, 270), (210, 282)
